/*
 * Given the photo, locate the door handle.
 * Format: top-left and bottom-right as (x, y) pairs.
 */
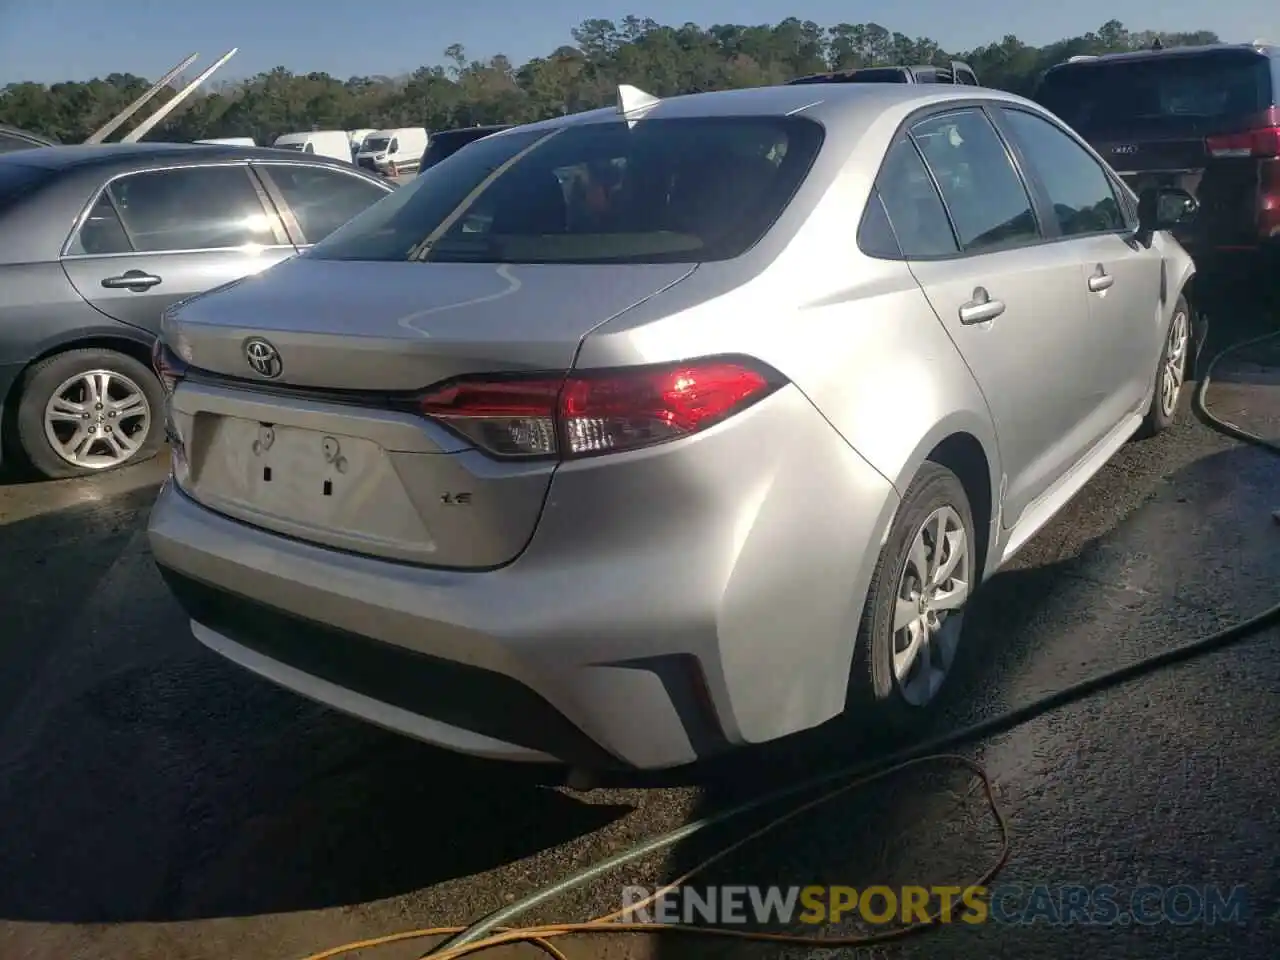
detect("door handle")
(101, 270), (162, 291)
(958, 286), (1005, 325)
(1087, 265), (1114, 292)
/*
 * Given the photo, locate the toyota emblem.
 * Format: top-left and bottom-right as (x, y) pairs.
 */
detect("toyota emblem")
(244, 337), (282, 378)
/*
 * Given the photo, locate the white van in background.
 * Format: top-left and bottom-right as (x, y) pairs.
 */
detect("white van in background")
(271, 130), (352, 162)
(196, 136), (257, 146)
(355, 127), (428, 176)
(347, 128), (375, 156)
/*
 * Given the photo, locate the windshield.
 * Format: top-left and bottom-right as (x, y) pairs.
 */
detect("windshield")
(1036, 52), (1273, 131)
(364, 137), (391, 152)
(307, 116), (824, 265)
(0, 161), (54, 212)
(275, 142), (305, 151)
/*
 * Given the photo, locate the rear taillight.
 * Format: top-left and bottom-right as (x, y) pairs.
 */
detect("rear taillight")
(417, 358), (783, 460)
(1206, 110), (1280, 159)
(151, 340), (188, 395)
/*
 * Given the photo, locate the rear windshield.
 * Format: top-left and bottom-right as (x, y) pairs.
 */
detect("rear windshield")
(307, 116), (824, 264)
(0, 161), (54, 212)
(1036, 52), (1274, 131)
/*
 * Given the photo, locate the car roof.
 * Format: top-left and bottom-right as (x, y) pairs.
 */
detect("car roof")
(1047, 42), (1278, 70)
(0, 141), (363, 173)
(434, 124), (511, 138)
(493, 82), (1027, 137)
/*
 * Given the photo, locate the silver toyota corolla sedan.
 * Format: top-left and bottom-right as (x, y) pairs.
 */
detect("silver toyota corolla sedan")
(147, 81), (1196, 771)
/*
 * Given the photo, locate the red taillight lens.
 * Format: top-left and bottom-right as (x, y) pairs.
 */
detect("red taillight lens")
(151, 340), (188, 394)
(1206, 126), (1280, 159)
(416, 358), (781, 460)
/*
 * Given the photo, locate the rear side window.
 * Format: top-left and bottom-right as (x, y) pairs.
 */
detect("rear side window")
(262, 164), (388, 243)
(867, 136), (958, 258)
(308, 117), (824, 264)
(70, 194), (131, 255)
(106, 165), (280, 252)
(1036, 52), (1273, 131)
(0, 132), (42, 153)
(910, 110), (1039, 253)
(999, 109), (1126, 236)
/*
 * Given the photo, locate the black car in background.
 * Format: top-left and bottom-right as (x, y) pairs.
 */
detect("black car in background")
(1034, 43), (1280, 287)
(0, 143), (393, 479)
(419, 124), (511, 172)
(0, 124), (58, 152)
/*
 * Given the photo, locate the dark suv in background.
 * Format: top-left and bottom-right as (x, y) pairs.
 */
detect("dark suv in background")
(1035, 42), (1280, 291)
(418, 125), (511, 173)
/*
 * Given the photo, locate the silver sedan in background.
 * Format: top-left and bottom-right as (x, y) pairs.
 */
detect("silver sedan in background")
(147, 81), (1196, 771)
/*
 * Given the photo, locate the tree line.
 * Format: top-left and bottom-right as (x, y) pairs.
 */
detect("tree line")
(1, 17), (1217, 146)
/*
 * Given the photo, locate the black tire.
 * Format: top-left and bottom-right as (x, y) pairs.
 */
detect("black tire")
(14, 347), (165, 480)
(849, 461), (976, 730)
(1135, 294), (1191, 439)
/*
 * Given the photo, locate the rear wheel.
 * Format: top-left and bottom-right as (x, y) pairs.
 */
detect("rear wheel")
(850, 462), (976, 728)
(1136, 295), (1190, 438)
(14, 347), (165, 479)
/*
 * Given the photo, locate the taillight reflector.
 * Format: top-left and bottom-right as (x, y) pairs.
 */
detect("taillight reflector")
(417, 359), (782, 459)
(1206, 125), (1280, 159)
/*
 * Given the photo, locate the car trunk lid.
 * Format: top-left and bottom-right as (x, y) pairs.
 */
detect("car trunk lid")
(165, 255), (694, 568)
(167, 255), (694, 389)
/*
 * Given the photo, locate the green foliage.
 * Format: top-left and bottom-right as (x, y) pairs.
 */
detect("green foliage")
(0, 18), (1219, 144)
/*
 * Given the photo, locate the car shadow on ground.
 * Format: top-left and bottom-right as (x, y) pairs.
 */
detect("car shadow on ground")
(0, 481), (633, 924)
(642, 437), (1280, 960)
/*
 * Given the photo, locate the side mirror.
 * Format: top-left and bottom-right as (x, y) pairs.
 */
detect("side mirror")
(1137, 186), (1198, 234)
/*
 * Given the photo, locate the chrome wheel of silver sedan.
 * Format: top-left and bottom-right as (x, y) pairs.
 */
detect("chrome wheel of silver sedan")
(1160, 306), (1190, 419)
(892, 505), (971, 707)
(43, 369), (152, 470)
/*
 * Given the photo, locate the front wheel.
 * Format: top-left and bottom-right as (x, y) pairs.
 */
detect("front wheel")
(849, 461), (977, 728)
(14, 347), (165, 479)
(1135, 295), (1190, 439)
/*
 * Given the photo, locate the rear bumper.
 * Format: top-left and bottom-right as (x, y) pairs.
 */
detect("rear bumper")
(148, 384), (899, 770)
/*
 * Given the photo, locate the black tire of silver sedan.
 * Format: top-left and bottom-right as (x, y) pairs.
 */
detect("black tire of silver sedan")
(850, 461), (976, 729)
(14, 347), (165, 479)
(1135, 294), (1191, 439)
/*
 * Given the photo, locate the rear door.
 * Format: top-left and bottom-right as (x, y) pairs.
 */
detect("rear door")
(254, 162), (393, 247)
(61, 163), (295, 335)
(887, 107), (1100, 527)
(994, 105), (1161, 421)
(1034, 50), (1276, 251)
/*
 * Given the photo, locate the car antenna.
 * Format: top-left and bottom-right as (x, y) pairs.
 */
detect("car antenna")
(616, 84), (660, 128)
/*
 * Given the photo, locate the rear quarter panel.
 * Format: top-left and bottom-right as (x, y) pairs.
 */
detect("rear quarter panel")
(575, 108), (1002, 732)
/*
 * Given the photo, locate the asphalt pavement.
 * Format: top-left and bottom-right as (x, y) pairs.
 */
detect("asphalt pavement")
(0, 308), (1278, 960)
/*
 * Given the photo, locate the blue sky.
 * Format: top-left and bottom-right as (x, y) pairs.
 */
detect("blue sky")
(1, 0), (1274, 84)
